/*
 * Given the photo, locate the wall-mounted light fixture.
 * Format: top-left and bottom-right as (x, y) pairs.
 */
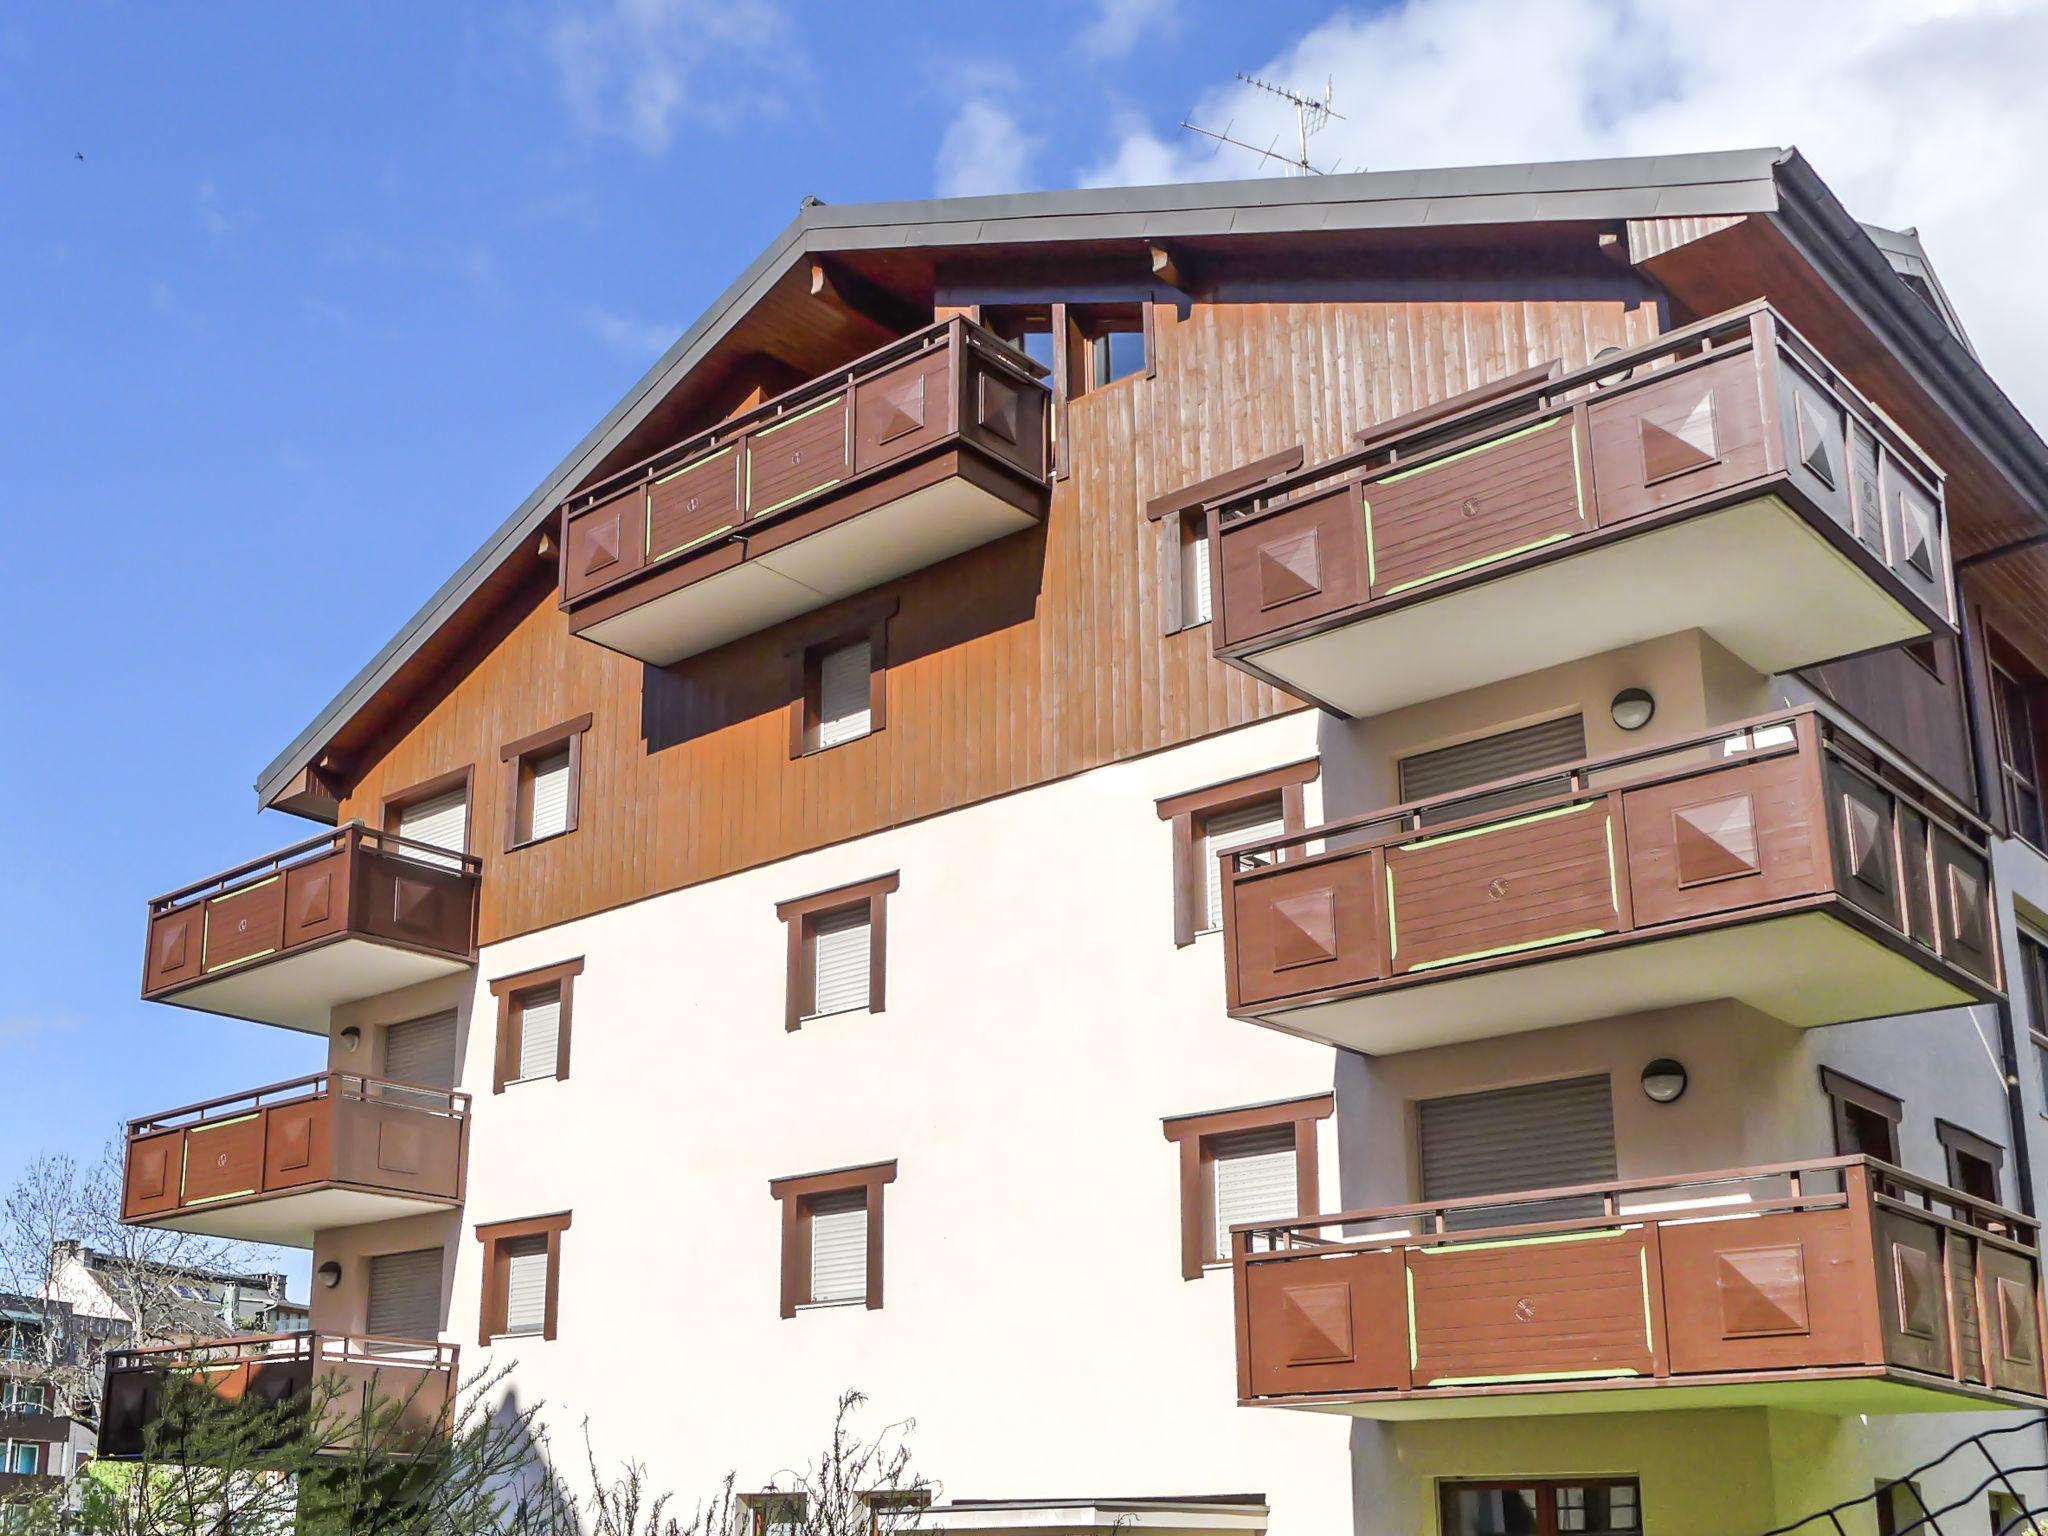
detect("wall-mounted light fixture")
(316, 1261), (343, 1289)
(1640, 1058), (1689, 1105)
(338, 1026), (362, 1054)
(1610, 687), (1656, 732)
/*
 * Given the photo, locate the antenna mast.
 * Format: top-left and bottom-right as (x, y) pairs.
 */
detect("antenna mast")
(1181, 73), (1347, 176)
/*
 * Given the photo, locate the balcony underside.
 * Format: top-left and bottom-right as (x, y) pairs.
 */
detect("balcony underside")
(572, 455), (1042, 667)
(1243, 497), (1928, 719)
(1244, 905), (1981, 1055)
(158, 936), (471, 1035)
(1269, 1369), (2033, 1422)
(133, 1184), (456, 1249)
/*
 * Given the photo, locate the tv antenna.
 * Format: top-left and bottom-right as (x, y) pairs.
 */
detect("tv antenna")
(1181, 73), (1347, 176)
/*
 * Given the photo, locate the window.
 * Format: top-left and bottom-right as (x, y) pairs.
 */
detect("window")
(769, 1161), (895, 1317)
(365, 1248), (443, 1340)
(5, 1442), (41, 1476)
(0, 1381), (46, 1413)
(1180, 511), (1213, 627)
(499, 714), (591, 851)
(861, 1489), (932, 1536)
(1876, 1480), (1927, 1536)
(383, 768), (473, 870)
(1160, 1095), (1330, 1280)
(1989, 1490), (2026, 1535)
(378, 1010), (459, 1101)
(1822, 1067), (1903, 1164)
(1156, 760), (1319, 947)
(1144, 446), (1306, 635)
(1078, 305), (1148, 391)
(775, 874), (898, 1031)
(1398, 714), (1588, 820)
(1419, 1075), (1617, 1231)
(487, 958), (583, 1093)
(984, 305), (1056, 376)
(1990, 641), (2048, 847)
(1936, 1119), (2005, 1206)
(789, 603), (893, 758)
(2021, 932), (2048, 1107)
(741, 1493), (809, 1536)
(1440, 1480), (1639, 1536)
(474, 1213), (570, 1345)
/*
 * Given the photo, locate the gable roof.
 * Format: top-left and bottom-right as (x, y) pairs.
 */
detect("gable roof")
(255, 146), (2045, 814)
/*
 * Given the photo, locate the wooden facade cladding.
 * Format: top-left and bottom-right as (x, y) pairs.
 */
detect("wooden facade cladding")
(1221, 706), (2001, 1055)
(141, 825), (481, 1033)
(334, 292), (1658, 947)
(1231, 1157), (2048, 1418)
(97, 1332), (459, 1462)
(1207, 303), (1954, 720)
(559, 318), (1053, 668)
(120, 1073), (469, 1246)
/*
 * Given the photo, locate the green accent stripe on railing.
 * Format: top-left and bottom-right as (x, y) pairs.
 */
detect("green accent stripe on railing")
(203, 948), (277, 976)
(750, 397), (842, 439)
(1386, 864), (1399, 960)
(1404, 929), (1609, 974)
(749, 480), (843, 519)
(1605, 812), (1620, 914)
(1413, 1228), (1629, 1256)
(1363, 496), (1379, 588)
(1381, 416), (1566, 484)
(1406, 1265), (1418, 1371)
(184, 1189), (258, 1207)
(1381, 530), (1576, 597)
(1424, 1368), (1642, 1388)
(1641, 1249), (1654, 1354)
(654, 445), (733, 482)
(1397, 800), (1595, 852)
(649, 522), (736, 564)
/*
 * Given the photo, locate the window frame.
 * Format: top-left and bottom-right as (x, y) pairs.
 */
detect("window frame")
(487, 957), (584, 1094)
(774, 873), (899, 1031)
(2019, 929), (2048, 1114)
(1437, 1477), (1642, 1536)
(1934, 1118), (2005, 1206)
(499, 714), (592, 852)
(1160, 1094), (1331, 1281)
(1070, 302), (1152, 394)
(787, 600), (895, 759)
(379, 764), (476, 853)
(1820, 1066), (1904, 1164)
(473, 1211), (571, 1347)
(740, 1492), (810, 1536)
(1987, 631), (2048, 849)
(1142, 450), (1308, 636)
(860, 1488), (932, 1536)
(768, 1160), (896, 1318)
(1155, 760), (1319, 947)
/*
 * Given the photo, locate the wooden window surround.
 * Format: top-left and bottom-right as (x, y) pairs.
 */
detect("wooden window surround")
(740, 1493), (809, 1536)
(788, 599), (896, 759)
(2021, 931), (2048, 1112)
(473, 1211), (570, 1346)
(1156, 759), (1319, 947)
(487, 957), (584, 1094)
(861, 1489), (932, 1536)
(1820, 1066), (1903, 1164)
(774, 873), (898, 1031)
(1988, 632), (2048, 849)
(1934, 1118), (2005, 1205)
(1160, 1093), (1331, 1281)
(499, 713), (591, 852)
(768, 1159), (896, 1318)
(379, 764), (475, 846)
(1145, 446), (1304, 636)
(1070, 301), (1153, 394)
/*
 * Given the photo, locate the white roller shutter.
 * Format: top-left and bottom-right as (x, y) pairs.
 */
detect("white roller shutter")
(514, 986), (561, 1083)
(817, 642), (872, 748)
(1399, 714), (1587, 819)
(1202, 797), (1287, 932)
(810, 908), (870, 1018)
(807, 1191), (868, 1305)
(365, 1248), (442, 1340)
(502, 1235), (550, 1336)
(1183, 518), (1213, 625)
(1213, 1124), (1301, 1260)
(396, 786), (468, 869)
(381, 1011), (457, 1092)
(1419, 1075), (1616, 1231)
(527, 746), (572, 841)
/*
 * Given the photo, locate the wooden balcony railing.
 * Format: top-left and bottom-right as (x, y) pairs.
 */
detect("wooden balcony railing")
(1222, 705), (2000, 1052)
(1207, 302), (1953, 718)
(558, 315), (1052, 666)
(121, 1073), (469, 1242)
(142, 824), (481, 1032)
(1234, 1157), (2047, 1416)
(98, 1331), (458, 1461)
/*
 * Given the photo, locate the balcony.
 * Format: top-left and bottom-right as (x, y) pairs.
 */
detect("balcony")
(97, 1332), (457, 1461)
(1209, 303), (1953, 718)
(143, 825), (481, 1033)
(1233, 1158), (2048, 1419)
(121, 1073), (469, 1247)
(559, 316), (1051, 667)
(1221, 707), (2000, 1054)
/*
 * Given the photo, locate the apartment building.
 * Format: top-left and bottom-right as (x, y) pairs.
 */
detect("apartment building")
(100, 149), (2048, 1535)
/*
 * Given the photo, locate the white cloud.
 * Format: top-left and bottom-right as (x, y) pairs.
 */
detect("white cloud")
(580, 306), (678, 358)
(0, 1012), (80, 1048)
(1078, 0), (1176, 60)
(195, 179), (256, 246)
(548, 0), (800, 154)
(934, 96), (1042, 199)
(1080, 0), (2048, 421)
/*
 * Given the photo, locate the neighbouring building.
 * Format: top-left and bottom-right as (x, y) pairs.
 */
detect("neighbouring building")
(1, 1295), (95, 1503)
(100, 149), (2048, 1534)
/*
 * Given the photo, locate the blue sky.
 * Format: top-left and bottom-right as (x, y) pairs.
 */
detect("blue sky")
(5, 0), (2045, 1293)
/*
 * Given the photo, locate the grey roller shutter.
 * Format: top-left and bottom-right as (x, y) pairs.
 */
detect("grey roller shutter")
(365, 1248), (442, 1340)
(381, 1011), (457, 1093)
(1419, 1075), (1616, 1231)
(1399, 714), (1587, 819)
(502, 1236), (550, 1335)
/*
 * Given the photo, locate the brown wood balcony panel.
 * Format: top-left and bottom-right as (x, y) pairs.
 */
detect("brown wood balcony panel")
(558, 317), (1052, 668)
(97, 1332), (457, 1461)
(1234, 1158), (2048, 1419)
(1209, 302), (1954, 718)
(1222, 707), (2000, 1054)
(142, 825), (481, 1034)
(121, 1073), (469, 1248)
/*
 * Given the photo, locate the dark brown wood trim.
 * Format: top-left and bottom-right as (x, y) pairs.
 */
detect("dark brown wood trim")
(487, 957), (585, 1094)
(1145, 445), (1307, 522)
(473, 1210), (571, 1345)
(1142, 297), (1158, 381)
(1351, 359), (1562, 451)
(767, 1159), (896, 1318)
(1157, 759), (1319, 948)
(1820, 1066), (1904, 1123)
(1161, 1093), (1331, 1280)
(775, 874), (899, 1030)
(497, 713), (594, 763)
(1051, 301), (1070, 480)
(500, 714), (592, 853)
(786, 600), (899, 760)
(1936, 1117), (2006, 1199)
(378, 764), (475, 843)
(1154, 757), (1322, 821)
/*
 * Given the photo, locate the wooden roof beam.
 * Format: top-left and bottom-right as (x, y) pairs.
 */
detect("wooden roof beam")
(808, 259), (926, 339)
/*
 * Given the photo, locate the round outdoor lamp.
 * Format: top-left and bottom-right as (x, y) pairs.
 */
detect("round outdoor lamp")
(1641, 1058), (1689, 1105)
(317, 1261), (343, 1289)
(1610, 687), (1656, 732)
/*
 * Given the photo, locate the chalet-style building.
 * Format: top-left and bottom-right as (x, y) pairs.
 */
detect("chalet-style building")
(103, 148), (2048, 1534)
